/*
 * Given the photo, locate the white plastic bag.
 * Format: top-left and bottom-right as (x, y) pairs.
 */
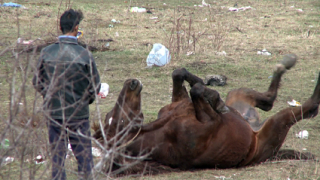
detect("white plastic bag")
(146, 43), (171, 67)
(98, 83), (109, 98)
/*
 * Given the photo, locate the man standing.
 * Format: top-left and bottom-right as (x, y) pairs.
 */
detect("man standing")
(33, 9), (100, 180)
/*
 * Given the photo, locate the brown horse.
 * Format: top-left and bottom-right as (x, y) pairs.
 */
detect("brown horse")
(94, 54), (319, 171)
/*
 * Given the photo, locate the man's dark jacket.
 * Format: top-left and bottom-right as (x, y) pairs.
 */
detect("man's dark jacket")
(33, 37), (101, 120)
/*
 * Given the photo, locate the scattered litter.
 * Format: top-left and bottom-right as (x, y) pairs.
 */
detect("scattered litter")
(17, 38), (34, 45)
(0, 139), (10, 149)
(268, 76), (273, 79)
(287, 99), (301, 107)
(34, 155), (46, 165)
(130, 7), (147, 13)
(98, 83), (109, 99)
(115, 32), (119, 37)
(229, 6), (252, 12)
(163, 3), (167, 6)
(296, 9), (303, 12)
(111, 19), (120, 23)
(92, 147), (102, 157)
(108, 24), (114, 28)
(186, 51), (194, 56)
(104, 42), (110, 48)
(195, 0), (211, 7)
(204, 75), (227, 86)
(216, 51), (227, 56)
(77, 30), (83, 39)
(150, 17), (158, 20)
(296, 130), (309, 139)
(257, 49), (271, 56)
(302, 148), (307, 151)
(146, 43), (171, 67)
(1, 2), (22, 7)
(1, 157), (14, 166)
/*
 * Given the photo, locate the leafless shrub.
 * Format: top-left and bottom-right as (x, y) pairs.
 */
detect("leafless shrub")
(164, 6), (229, 59)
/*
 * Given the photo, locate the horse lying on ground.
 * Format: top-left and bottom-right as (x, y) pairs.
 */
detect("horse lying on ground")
(94, 54), (319, 173)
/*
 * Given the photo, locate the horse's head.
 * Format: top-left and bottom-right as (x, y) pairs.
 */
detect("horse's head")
(93, 79), (144, 143)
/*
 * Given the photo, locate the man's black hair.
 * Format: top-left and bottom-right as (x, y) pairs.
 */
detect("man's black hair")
(60, 9), (84, 34)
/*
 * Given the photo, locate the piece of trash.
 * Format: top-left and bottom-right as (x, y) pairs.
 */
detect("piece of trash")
(229, 6), (252, 12)
(186, 51), (194, 56)
(146, 43), (171, 67)
(104, 42), (110, 48)
(17, 38), (34, 45)
(115, 32), (119, 37)
(34, 155), (46, 165)
(111, 19), (120, 23)
(108, 24), (114, 28)
(163, 3), (167, 5)
(150, 17), (158, 20)
(204, 75), (227, 86)
(302, 148), (307, 151)
(195, 0), (211, 7)
(1, 2), (22, 7)
(130, 7), (147, 13)
(257, 49), (271, 56)
(77, 30), (83, 39)
(216, 51), (227, 56)
(1, 157), (14, 166)
(0, 139), (10, 149)
(98, 83), (109, 98)
(296, 130), (308, 139)
(92, 147), (101, 157)
(296, 9), (303, 12)
(287, 99), (301, 107)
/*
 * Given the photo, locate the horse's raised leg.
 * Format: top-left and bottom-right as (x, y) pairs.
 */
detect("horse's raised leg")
(171, 68), (205, 102)
(225, 54), (298, 129)
(190, 83), (228, 123)
(251, 72), (320, 164)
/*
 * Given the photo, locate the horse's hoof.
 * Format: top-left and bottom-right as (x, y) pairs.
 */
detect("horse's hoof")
(281, 54), (298, 70)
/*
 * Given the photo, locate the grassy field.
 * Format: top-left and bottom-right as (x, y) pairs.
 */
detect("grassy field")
(0, 0), (320, 179)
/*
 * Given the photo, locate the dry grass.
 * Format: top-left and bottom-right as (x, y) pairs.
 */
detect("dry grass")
(0, 0), (320, 179)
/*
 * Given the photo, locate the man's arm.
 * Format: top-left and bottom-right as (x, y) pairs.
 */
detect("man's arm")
(88, 54), (101, 104)
(32, 53), (46, 96)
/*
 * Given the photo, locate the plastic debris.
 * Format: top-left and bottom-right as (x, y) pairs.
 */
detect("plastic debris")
(92, 147), (102, 157)
(34, 155), (46, 165)
(130, 7), (147, 13)
(296, 130), (309, 139)
(216, 51), (227, 56)
(186, 51), (194, 56)
(229, 6), (252, 12)
(146, 43), (171, 67)
(1, 2), (22, 7)
(287, 99), (301, 107)
(204, 75), (227, 86)
(296, 9), (303, 12)
(0, 139), (10, 149)
(150, 17), (158, 20)
(77, 30), (83, 39)
(111, 19), (120, 23)
(195, 0), (211, 7)
(257, 49), (271, 56)
(1, 157), (14, 166)
(115, 32), (119, 37)
(17, 38), (34, 45)
(98, 83), (109, 98)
